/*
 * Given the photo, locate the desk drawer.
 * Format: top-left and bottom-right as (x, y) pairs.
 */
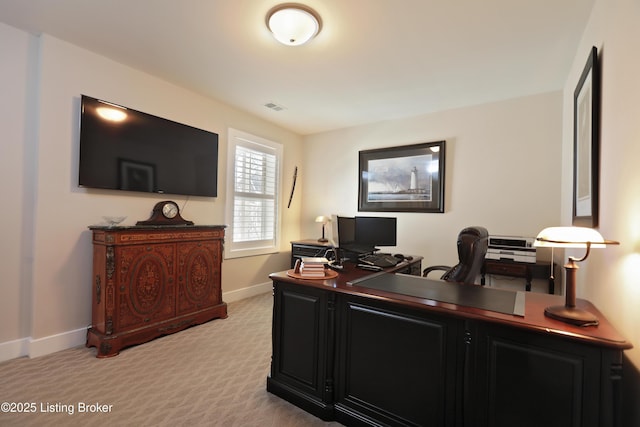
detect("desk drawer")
(485, 261), (529, 277)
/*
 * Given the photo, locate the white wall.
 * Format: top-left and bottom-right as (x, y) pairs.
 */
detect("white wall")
(0, 27), (301, 360)
(0, 23), (34, 347)
(302, 92), (563, 268)
(562, 0), (640, 422)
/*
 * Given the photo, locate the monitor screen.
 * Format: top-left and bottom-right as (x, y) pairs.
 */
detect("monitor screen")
(354, 216), (397, 247)
(334, 216), (355, 246)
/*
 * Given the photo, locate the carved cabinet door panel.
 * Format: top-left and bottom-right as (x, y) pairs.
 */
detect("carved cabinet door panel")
(176, 240), (222, 315)
(116, 243), (176, 331)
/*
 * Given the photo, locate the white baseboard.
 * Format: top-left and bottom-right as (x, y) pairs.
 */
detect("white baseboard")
(0, 328), (86, 363)
(28, 328), (87, 359)
(0, 282), (273, 362)
(0, 337), (30, 362)
(222, 281), (272, 303)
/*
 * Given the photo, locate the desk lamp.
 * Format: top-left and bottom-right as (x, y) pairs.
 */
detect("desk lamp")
(534, 226), (619, 326)
(315, 216), (330, 243)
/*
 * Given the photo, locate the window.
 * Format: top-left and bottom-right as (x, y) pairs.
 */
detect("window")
(225, 128), (282, 258)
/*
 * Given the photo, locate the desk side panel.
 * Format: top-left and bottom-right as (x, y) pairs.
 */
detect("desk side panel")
(473, 322), (605, 427)
(268, 281), (334, 420)
(335, 294), (461, 426)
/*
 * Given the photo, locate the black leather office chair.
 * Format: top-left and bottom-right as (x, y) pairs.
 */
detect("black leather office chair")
(422, 226), (489, 285)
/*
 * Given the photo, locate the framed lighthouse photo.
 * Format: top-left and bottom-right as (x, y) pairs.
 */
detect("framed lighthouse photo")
(358, 141), (445, 213)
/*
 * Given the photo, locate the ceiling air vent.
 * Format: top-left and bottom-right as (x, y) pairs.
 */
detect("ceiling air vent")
(264, 102), (286, 112)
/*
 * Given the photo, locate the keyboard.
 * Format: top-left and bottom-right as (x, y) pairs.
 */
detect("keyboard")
(341, 243), (376, 254)
(359, 254), (399, 268)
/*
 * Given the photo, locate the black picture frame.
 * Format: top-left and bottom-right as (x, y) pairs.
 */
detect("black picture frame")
(573, 46), (600, 228)
(358, 141), (445, 213)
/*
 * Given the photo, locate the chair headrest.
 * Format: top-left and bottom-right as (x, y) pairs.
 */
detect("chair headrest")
(458, 226), (489, 240)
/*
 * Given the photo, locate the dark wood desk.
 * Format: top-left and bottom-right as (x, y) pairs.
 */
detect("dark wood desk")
(267, 261), (631, 427)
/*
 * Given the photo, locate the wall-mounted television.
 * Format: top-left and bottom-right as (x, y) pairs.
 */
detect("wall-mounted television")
(78, 95), (218, 197)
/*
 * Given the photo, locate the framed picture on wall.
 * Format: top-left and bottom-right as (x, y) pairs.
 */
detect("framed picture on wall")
(573, 46), (600, 228)
(358, 141), (445, 213)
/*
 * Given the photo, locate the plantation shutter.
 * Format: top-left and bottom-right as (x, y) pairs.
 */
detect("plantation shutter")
(225, 128), (282, 258)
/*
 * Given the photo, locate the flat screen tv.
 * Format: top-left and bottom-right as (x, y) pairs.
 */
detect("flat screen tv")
(78, 95), (218, 197)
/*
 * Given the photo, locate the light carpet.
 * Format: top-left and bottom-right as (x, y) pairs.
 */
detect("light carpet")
(0, 292), (342, 426)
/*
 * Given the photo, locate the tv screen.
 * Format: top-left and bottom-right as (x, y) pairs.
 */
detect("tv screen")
(354, 216), (397, 247)
(78, 95), (218, 197)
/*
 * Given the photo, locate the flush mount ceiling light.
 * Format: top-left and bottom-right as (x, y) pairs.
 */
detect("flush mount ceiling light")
(266, 3), (322, 46)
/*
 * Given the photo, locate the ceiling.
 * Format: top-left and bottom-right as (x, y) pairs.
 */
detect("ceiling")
(0, 0), (595, 135)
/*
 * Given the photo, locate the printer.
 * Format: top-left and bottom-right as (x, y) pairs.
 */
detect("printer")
(485, 235), (536, 264)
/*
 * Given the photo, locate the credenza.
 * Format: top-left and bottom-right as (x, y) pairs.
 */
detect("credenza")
(267, 261), (631, 427)
(86, 225), (227, 358)
(482, 258), (556, 293)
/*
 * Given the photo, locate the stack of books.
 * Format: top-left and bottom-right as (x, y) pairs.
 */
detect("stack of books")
(299, 257), (328, 278)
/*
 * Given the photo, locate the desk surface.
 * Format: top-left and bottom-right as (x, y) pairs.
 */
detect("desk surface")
(270, 261), (631, 350)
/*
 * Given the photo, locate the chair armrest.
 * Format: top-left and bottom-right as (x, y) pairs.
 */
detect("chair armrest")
(422, 265), (451, 278)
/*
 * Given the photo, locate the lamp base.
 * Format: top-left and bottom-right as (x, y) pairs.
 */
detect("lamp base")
(317, 238), (328, 243)
(544, 305), (599, 327)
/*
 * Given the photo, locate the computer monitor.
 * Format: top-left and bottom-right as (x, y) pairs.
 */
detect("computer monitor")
(334, 215), (355, 246)
(354, 216), (397, 248)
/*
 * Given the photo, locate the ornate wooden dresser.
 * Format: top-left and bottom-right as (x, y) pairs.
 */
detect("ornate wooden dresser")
(86, 225), (226, 357)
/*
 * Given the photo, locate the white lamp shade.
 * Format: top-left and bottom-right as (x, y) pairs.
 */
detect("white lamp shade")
(315, 215), (329, 224)
(267, 6), (320, 46)
(534, 226), (607, 248)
